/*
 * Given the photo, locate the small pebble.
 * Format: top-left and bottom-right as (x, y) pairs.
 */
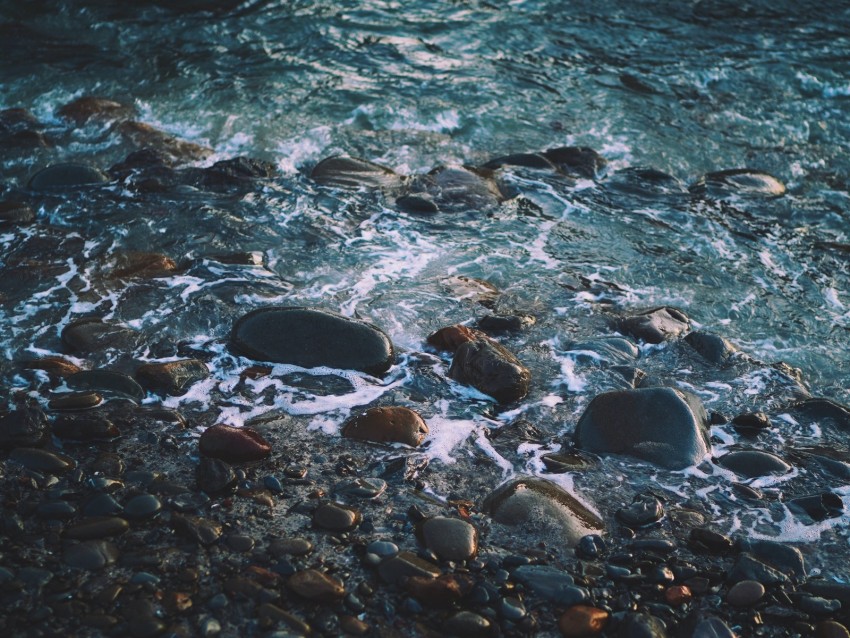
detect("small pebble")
(727, 580), (766, 606)
(287, 569), (345, 602)
(313, 501), (362, 532)
(558, 605), (609, 636)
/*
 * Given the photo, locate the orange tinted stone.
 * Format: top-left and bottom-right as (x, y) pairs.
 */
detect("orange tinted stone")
(558, 605), (609, 637)
(665, 585), (693, 606)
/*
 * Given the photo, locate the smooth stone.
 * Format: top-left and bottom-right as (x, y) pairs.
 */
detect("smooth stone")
(199, 424), (271, 463)
(426, 324), (483, 353)
(313, 501), (361, 532)
(789, 398), (850, 430)
(444, 611), (491, 637)
(287, 569), (345, 602)
(226, 534), (255, 553)
(27, 163), (110, 190)
(116, 120), (213, 163)
(573, 387), (710, 469)
(576, 534), (607, 559)
(61, 318), (139, 353)
(567, 337), (639, 365)
(341, 406), (428, 447)
(477, 314), (535, 333)
(690, 528), (734, 554)
(618, 307), (690, 344)
(0, 403), (49, 448)
(603, 166), (686, 197)
(83, 493), (124, 517)
(541, 451), (594, 473)
(727, 579), (765, 606)
(122, 494), (162, 520)
(334, 477), (387, 499)
(718, 450), (791, 477)
(171, 514), (222, 545)
(498, 596), (526, 620)
(310, 155), (403, 190)
(404, 574), (470, 607)
(231, 306), (395, 376)
(65, 517), (129, 540)
(67, 370), (146, 402)
(738, 539), (806, 581)
(403, 165), (505, 212)
(691, 617), (736, 638)
(64, 540), (119, 570)
(620, 613), (667, 637)
(788, 492), (844, 523)
(366, 541), (398, 559)
(52, 414), (120, 440)
(257, 603), (311, 634)
(196, 457), (237, 493)
(135, 359), (209, 396)
(268, 538), (313, 557)
(728, 553), (789, 585)
(378, 551), (441, 584)
(732, 411), (771, 435)
(20, 356), (81, 378)
(418, 516), (478, 561)
(684, 331), (738, 364)
(512, 565), (588, 606)
(48, 391), (103, 411)
(558, 605), (609, 636)
(545, 146), (607, 178)
(799, 596), (841, 615)
(483, 477), (604, 545)
(9, 447), (76, 473)
(37, 501), (77, 519)
(616, 494), (664, 528)
(449, 338), (531, 403)
(111, 252), (178, 279)
(691, 168), (786, 198)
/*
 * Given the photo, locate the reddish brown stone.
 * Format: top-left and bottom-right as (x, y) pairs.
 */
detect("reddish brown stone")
(339, 615), (369, 635)
(56, 96), (136, 125)
(404, 574), (473, 607)
(665, 585), (692, 606)
(111, 252), (178, 279)
(116, 121), (213, 163)
(287, 569), (345, 602)
(20, 356), (82, 378)
(426, 324), (482, 353)
(558, 605), (609, 637)
(199, 424), (271, 463)
(342, 406), (428, 447)
(136, 359), (209, 396)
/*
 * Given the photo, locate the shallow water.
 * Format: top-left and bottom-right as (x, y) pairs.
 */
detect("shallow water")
(3, 0), (850, 587)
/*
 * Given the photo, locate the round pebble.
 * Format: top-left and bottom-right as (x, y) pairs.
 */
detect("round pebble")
(816, 621), (850, 638)
(287, 569), (345, 602)
(727, 579), (765, 606)
(418, 516), (478, 561)
(444, 611), (491, 637)
(122, 494), (162, 520)
(64, 540), (119, 570)
(313, 501), (362, 532)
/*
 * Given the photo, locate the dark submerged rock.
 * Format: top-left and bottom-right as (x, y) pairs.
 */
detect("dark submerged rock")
(310, 155), (403, 190)
(567, 337), (639, 366)
(61, 317), (139, 354)
(52, 414), (120, 440)
(728, 553), (789, 585)
(788, 492), (844, 523)
(690, 168), (786, 198)
(67, 370), (146, 402)
(684, 331), (739, 365)
(231, 306), (395, 376)
(717, 450), (791, 478)
(341, 406), (428, 447)
(115, 120), (213, 163)
(573, 387), (710, 469)
(199, 424), (271, 463)
(135, 359), (209, 396)
(617, 307), (690, 344)
(403, 165), (505, 212)
(56, 96), (136, 125)
(0, 200), (36, 225)
(111, 252), (178, 279)
(448, 338), (531, 403)
(482, 477), (604, 545)
(27, 163), (110, 191)
(737, 538), (806, 581)
(477, 313), (536, 333)
(603, 166), (687, 198)
(788, 398), (850, 430)
(9, 447), (76, 473)
(64, 540), (119, 570)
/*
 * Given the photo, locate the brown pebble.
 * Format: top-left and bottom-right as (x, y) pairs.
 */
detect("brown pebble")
(404, 574), (470, 607)
(313, 501), (362, 532)
(340, 615), (369, 636)
(664, 585), (692, 606)
(287, 569), (345, 602)
(268, 537), (313, 557)
(199, 423), (271, 463)
(135, 359), (209, 396)
(258, 603), (311, 634)
(48, 391), (103, 411)
(163, 592), (193, 614)
(341, 406), (428, 447)
(816, 621), (850, 638)
(727, 579), (765, 606)
(20, 356), (81, 378)
(558, 605), (609, 636)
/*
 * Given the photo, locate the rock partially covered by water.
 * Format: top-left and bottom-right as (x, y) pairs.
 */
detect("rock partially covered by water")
(484, 146), (607, 179)
(61, 318), (139, 354)
(717, 450), (791, 478)
(115, 120), (213, 163)
(401, 165), (505, 213)
(0, 200), (35, 226)
(56, 96), (136, 125)
(684, 331), (739, 365)
(199, 424), (272, 463)
(27, 163), (110, 191)
(341, 406), (428, 447)
(310, 155), (403, 191)
(231, 307), (395, 376)
(573, 387), (710, 469)
(617, 307), (690, 344)
(449, 338), (531, 403)
(690, 168), (786, 198)
(482, 477), (604, 545)
(426, 324), (482, 353)
(136, 359), (209, 396)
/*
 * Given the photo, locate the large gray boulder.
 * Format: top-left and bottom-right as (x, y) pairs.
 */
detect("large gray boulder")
(573, 387), (710, 469)
(231, 307), (395, 376)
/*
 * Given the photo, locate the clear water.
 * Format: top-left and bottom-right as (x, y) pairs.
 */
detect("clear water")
(3, 0), (850, 576)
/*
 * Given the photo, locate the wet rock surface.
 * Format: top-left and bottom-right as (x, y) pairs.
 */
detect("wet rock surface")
(341, 406), (429, 446)
(448, 337), (532, 403)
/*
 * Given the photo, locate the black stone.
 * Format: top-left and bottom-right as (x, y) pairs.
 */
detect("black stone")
(618, 307), (690, 344)
(717, 450), (791, 478)
(310, 155), (402, 190)
(684, 331), (739, 365)
(231, 306), (395, 376)
(0, 402), (49, 449)
(616, 494), (664, 528)
(448, 338), (531, 403)
(67, 370), (146, 402)
(196, 457), (237, 494)
(690, 168), (785, 198)
(28, 163), (110, 191)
